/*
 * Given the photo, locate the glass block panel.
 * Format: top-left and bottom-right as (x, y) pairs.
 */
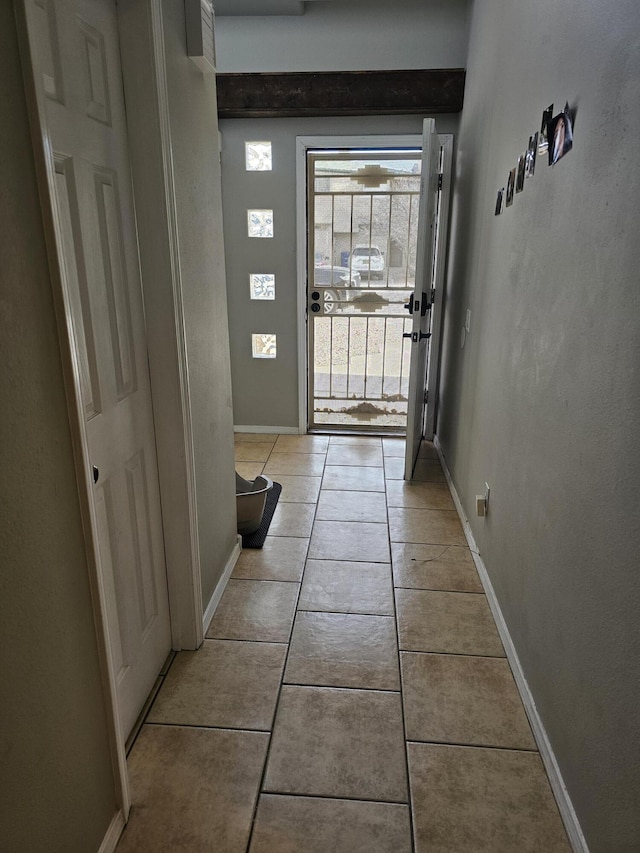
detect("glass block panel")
(245, 141), (273, 171)
(250, 274), (275, 300)
(248, 209), (274, 238)
(252, 334), (277, 358)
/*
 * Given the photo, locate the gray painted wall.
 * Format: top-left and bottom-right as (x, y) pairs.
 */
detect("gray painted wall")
(215, 0), (470, 73)
(0, 6), (116, 850)
(217, 0), (469, 429)
(220, 115), (459, 429)
(438, 2), (640, 849)
(163, 0), (238, 604)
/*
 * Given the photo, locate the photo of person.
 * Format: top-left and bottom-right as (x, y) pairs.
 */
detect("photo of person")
(495, 188), (504, 215)
(516, 153), (526, 193)
(548, 104), (573, 165)
(538, 104), (553, 156)
(505, 168), (515, 207)
(526, 133), (538, 177)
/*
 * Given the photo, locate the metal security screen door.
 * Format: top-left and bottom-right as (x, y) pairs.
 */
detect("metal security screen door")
(307, 148), (423, 431)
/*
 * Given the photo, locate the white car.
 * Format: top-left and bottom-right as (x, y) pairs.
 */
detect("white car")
(350, 245), (385, 279)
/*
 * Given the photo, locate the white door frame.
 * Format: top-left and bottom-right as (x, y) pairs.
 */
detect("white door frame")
(16, 0), (203, 822)
(296, 133), (452, 435)
(424, 134), (454, 440)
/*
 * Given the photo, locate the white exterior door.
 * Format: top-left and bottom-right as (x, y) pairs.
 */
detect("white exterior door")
(404, 119), (440, 479)
(25, 0), (171, 738)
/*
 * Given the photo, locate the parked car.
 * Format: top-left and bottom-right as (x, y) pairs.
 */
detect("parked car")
(349, 245), (385, 279)
(314, 265), (361, 288)
(313, 266), (361, 312)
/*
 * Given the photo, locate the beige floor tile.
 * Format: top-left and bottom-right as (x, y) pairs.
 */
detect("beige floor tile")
(384, 456), (405, 479)
(309, 520), (390, 563)
(382, 437), (405, 457)
(234, 441), (275, 463)
(396, 589), (504, 656)
(285, 612), (400, 690)
(276, 474), (322, 503)
(401, 652), (535, 749)
(274, 434), (330, 454)
(235, 433), (278, 443)
(322, 465), (385, 492)
(316, 489), (387, 523)
(392, 543), (483, 592)
(233, 536), (309, 582)
(206, 579), (299, 643)
(299, 559), (394, 615)
(329, 435), (382, 447)
(326, 444), (384, 468)
(264, 685), (408, 802)
(412, 458), (446, 483)
(147, 640), (286, 731)
(236, 461), (265, 480)
(249, 795), (412, 853)
(418, 441), (439, 460)
(388, 507), (466, 545)
(269, 502), (316, 537)
(386, 479), (455, 511)
(264, 452), (326, 477)
(117, 726), (268, 853)
(408, 743), (571, 853)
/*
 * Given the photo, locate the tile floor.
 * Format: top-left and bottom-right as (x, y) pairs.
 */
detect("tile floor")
(116, 434), (571, 853)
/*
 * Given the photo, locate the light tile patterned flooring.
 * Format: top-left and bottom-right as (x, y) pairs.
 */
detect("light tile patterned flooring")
(117, 434), (571, 853)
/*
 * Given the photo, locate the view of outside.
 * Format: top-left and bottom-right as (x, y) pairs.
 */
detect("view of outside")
(309, 151), (422, 430)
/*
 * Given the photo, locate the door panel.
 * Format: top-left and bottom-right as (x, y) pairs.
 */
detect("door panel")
(307, 149), (422, 431)
(26, 0), (171, 738)
(404, 119), (440, 479)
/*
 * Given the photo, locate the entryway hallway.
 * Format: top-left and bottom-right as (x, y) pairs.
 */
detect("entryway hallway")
(116, 435), (570, 852)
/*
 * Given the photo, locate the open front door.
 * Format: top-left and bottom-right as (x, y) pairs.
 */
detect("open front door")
(404, 119), (440, 479)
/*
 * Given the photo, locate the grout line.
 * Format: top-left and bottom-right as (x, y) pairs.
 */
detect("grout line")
(260, 790), (410, 807)
(144, 720), (272, 733)
(398, 648), (508, 660)
(405, 738), (540, 753)
(243, 437), (327, 853)
(260, 790), (409, 807)
(385, 456), (417, 853)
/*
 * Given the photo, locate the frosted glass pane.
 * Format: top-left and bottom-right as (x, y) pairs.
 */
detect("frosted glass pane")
(250, 274), (275, 300)
(245, 141), (272, 171)
(252, 334), (277, 358)
(248, 209), (274, 238)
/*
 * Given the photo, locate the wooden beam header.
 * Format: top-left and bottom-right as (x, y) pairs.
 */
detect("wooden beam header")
(216, 69), (465, 119)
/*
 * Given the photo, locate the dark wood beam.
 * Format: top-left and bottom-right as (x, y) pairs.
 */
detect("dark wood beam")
(216, 69), (465, 119)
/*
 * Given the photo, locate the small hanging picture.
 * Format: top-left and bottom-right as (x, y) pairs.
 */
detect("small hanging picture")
(495, 188), (504, 215)
(515, 153), (526, 193)
(505, 168), (515, 207)
(548, 103), (573, 165)
(525, 133), (538, 177)
(538, 104), (553, 156)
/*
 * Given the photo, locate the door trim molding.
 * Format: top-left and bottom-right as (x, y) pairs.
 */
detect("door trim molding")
(435, 438), (589, 853)
(424, 135), (453, 440)
(296, 133), (437, 434)
(118, 0), (204, 651)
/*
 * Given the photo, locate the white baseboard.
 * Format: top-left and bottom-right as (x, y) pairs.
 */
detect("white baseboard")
(202, 536), (242, 635)
(98, 811), (125, 853)
(433, 437), (589, 853)
(234, 425), (300, 435)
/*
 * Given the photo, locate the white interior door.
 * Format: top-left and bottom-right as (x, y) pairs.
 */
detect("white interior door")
(404, 119), (440, 479)
(26, 0), (171, 738)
